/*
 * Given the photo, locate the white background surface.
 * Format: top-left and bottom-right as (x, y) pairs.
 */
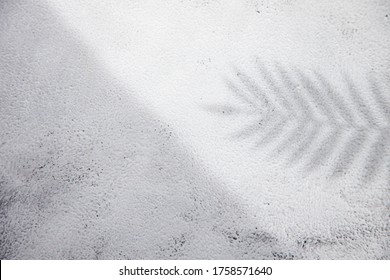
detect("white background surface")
(0, 0), (389, 259)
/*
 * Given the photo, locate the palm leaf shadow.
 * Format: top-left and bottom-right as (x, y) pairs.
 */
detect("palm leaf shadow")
(207, 61), (390, 183)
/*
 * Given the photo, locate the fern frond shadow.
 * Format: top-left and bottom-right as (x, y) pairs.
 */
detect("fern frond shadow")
(206, 62), (390, 183)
